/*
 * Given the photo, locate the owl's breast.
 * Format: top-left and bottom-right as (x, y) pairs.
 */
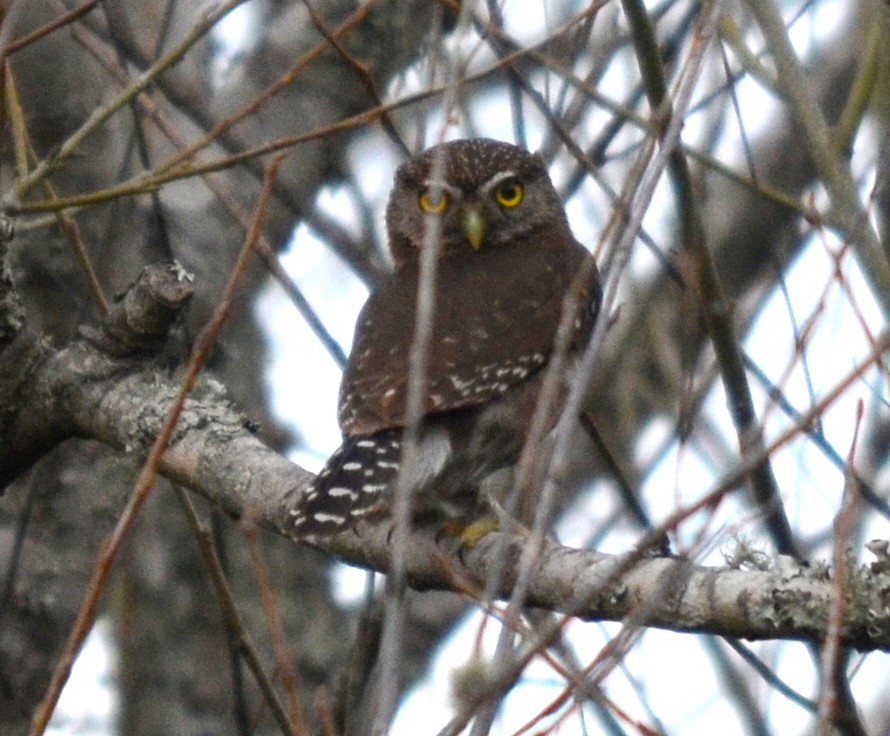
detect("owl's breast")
(337, 234), (594, 436)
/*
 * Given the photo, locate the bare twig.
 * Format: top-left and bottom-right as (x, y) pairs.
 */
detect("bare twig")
(27, 151), (286, 736)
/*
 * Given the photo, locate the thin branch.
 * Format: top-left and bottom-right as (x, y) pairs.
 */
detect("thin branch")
(176, 488), (298, 736)
(817, 401), (863, 736)
(242, 515), (308, 732)
(5, 0), (250, 207)
(0, 0), (100, 58)
(3, 269), (890, 664)
(27, 152), (283, 736)
(746, 0), (890, 314)
(621, 0), (797, 557)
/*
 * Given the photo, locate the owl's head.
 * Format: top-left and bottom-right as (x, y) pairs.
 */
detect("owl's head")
(385, 138), (570, 268)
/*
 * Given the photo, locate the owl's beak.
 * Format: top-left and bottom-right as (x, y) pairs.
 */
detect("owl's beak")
(462, 204), (485, 249)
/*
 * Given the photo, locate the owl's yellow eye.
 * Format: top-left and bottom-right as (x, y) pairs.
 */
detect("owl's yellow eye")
(494, 180), (524, 208)
(419, 189), (449, 214)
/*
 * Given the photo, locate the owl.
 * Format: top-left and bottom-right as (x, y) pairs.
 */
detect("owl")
(290, 138), (600, 538)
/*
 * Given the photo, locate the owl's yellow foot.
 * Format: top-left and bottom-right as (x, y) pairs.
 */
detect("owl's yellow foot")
(443, 515), (501, 547)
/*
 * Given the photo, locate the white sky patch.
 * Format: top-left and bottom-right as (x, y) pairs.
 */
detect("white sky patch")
(257, 205), (369, 470)
(211, 1), (261, 88)
(48, 619), (117, 736)
(330, 562), (378, 609)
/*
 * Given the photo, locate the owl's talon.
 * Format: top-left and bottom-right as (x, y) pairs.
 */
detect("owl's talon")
(442, 515), (501, 547)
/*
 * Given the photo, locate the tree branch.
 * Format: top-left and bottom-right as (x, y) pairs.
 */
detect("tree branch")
(2, 263), (889, 652)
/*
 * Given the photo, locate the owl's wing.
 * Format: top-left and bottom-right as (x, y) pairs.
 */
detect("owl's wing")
(338, 239), (597, 437)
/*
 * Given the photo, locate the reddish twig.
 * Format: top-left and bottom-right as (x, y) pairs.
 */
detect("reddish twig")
(242, 513), (308, 733)
(0, 0), (100, 58)
(28, 151), (288, 736)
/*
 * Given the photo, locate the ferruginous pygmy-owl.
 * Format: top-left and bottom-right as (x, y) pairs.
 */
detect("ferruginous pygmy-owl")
(290, 138), (600, 538)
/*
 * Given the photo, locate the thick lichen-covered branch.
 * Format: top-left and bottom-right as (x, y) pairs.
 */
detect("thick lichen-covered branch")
(2, 262), (889, 652)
